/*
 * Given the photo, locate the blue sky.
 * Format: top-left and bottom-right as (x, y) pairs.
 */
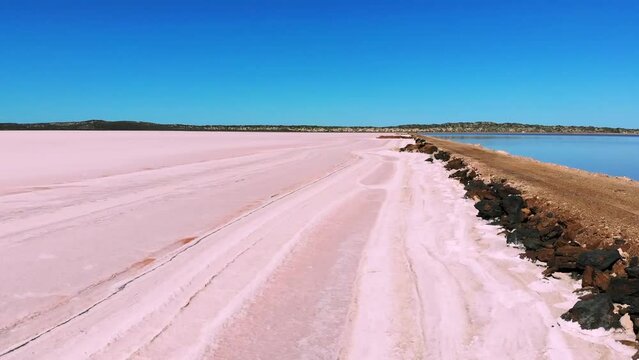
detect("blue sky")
(1, 0), (638, 127)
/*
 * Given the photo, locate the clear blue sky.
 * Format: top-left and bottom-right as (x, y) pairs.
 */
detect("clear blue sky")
(1, 0), (638, 127)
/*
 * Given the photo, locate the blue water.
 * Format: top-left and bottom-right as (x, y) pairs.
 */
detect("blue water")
(429, 134), (639, 181)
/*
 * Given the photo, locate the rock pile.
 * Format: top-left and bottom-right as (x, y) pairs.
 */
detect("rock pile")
(407, 137), (639, 352)
(399, 138), (439, 154)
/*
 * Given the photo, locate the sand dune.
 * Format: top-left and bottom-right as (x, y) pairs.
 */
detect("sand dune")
(0, 132), (633, 359)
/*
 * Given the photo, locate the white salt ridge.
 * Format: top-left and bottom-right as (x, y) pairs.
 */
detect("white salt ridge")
(0, 132), (634, 359)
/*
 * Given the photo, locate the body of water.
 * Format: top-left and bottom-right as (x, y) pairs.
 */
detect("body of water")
(429, 134), (639, 181)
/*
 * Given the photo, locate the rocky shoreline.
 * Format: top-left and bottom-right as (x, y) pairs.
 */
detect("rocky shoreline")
(401, 136), (639, 358)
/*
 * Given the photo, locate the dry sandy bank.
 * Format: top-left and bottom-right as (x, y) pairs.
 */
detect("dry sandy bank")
(419, 135), (639, 255)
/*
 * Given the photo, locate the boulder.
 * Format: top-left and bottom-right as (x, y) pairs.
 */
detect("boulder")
(630, 314), (639, 334)
(502, 195), (525, 224)
(400, 144), (418, 152)
(507, 226), (544, 250)
(533, 217), (564, 241)
(492, 182), (521, 197)
(612, 260), (628, 278)
(522, 238), (545, 251)
(444, 158), (465, 170)
(561, 293), (621, 330)
(542, 224), (564, 241)
(535, 248), (555, 263)
(548, 245), (586, 271)
(465, 181), (498, 201)
(425, 157), (434, 163)
(593, 270), (611, 291)
(549, 256), (579, 271)
(577, 249), (621, 271)
(582, 265), (595, 287)
(627, 266), (639, 279)
(624, 297), (639, 315)
(466, 170), (477, 180)
(474, 199), (503, 220)
(561, 223), (582, 242)
(555, 245), (587, 258)
(420, 144), (438, 154)
(607, 278), (639, 304)
(464, 179), (487, 191)
(450, 169), (476, 185)
(468, 188), (498, 201)
(450, 169), (468, 179)
(629, 314), (639, 340)
(433, 151), (451, 161)
(614, 238), (626, 247)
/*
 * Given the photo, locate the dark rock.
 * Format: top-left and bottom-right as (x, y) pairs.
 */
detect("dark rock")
(474, 199), (503, 220)
(577, 249), (621, 271)
(535, 248), (555, 263)
(523, 249), (537, 260)
(625, 297), (639, 315)
(562, 223), (582, 241)
(534, 217), (564, 241)
(465, 180), (498, 201)
(627, 266), (639, 278)
(522, 238), (545, 251)
(444, 158), (465, 170)
(607, 278), (639, 304)
(420, 144), (438, 154)
(555, 245), (587, 258)
(492, 182), (521, 197)
(466, 170), (477, 180)
(467, 188), (498, 201)
(543, 224), (564, 241)
(553, 237), (572, 249)
(612, 260), (628, 278)
(631, 256), (639, 267)
(502, 195), (525, 224)
(451, 169), (476, 184)
(400, 144), (418, 152)
(425, 158), (434, 163)
(631, 314), (639, 333)
(450, 169), (468, 179)
(433, 151), (451, 161)
(582, 265), (595, 287)
(507, 226), (543, 250)
(614, 238), (626, 247)
(561, 293), (621, 330)
(593, 269), (611, 291)
(464, 179), (488, 191)
(550, 256), (579, 271)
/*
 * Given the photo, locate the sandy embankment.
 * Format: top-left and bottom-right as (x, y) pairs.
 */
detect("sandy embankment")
(0, 131), (633, 359)
(418, 135), (639, 254)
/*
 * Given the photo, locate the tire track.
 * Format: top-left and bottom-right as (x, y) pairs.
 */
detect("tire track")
(0, 158), (357, 358)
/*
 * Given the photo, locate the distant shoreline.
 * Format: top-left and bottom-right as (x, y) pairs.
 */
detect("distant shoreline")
(1, 119), (638, 135)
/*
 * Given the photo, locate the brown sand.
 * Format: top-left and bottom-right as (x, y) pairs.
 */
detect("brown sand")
(419, 135), (639, 254)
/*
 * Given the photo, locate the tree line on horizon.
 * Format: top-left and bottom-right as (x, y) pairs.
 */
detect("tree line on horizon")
(1, 119), (637, 134)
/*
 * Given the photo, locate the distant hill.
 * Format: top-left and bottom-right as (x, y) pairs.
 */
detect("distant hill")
(1, 120), (638, 134)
